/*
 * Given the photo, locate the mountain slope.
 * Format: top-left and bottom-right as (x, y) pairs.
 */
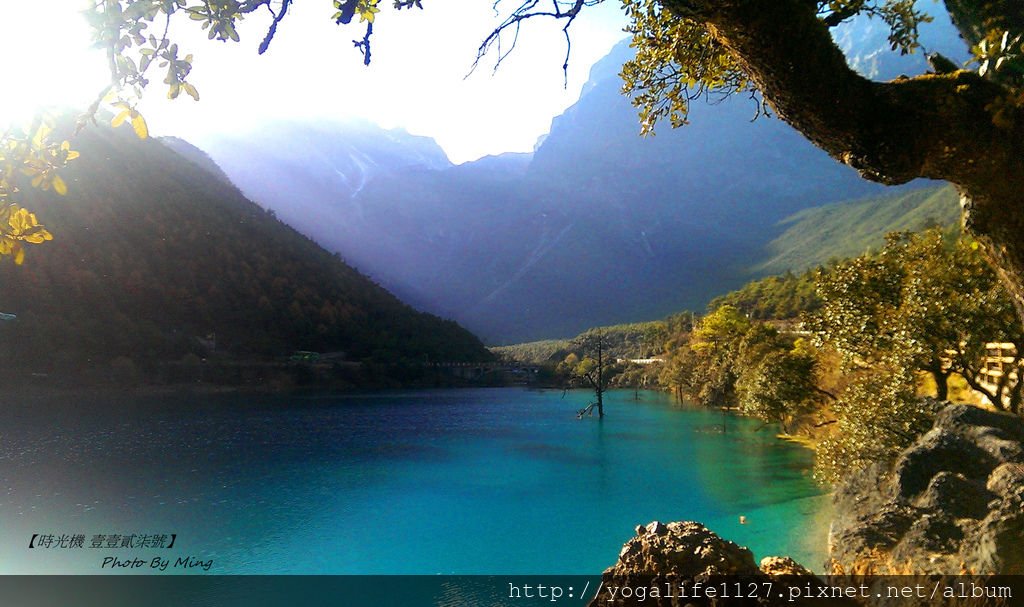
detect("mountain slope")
(0, 123), (492, 379)
(187, 10), (968, 344)
(756, 184), (960, 274)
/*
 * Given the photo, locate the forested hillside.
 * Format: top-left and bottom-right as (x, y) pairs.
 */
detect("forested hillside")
(0, 123), (492, 383)
(756, 185), (960, 274)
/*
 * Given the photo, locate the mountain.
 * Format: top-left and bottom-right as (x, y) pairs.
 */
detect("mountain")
(757, 184), (960, 274)
(0, 123), (492, 383)
(187, 11), (968, 345)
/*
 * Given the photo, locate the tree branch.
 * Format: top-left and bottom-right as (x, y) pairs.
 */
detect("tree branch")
(258, 0), (293, 55)
(660, 0), (1024, 189)
(470, 0), (598, 83)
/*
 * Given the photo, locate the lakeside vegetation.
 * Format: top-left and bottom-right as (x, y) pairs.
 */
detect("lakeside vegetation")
(500, 225), (1024, 485)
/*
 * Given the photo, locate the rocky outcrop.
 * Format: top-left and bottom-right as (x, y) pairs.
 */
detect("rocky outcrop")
(587, 520), (853, 607)
(607, 521), (763, 578)
(759, 556), (814, 576)
(829, 404), (1024, 575)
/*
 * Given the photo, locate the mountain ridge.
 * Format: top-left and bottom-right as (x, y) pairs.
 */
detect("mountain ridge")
(181, 10), (969, 344)
(0, 122), (492, 384)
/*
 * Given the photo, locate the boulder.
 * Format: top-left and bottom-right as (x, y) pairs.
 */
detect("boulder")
(829, 404), (1024, 575)
(606, 520), (761, 578)
(588, 521), (851, 607)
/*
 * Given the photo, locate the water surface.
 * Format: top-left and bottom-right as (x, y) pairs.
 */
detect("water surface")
(0, 388), (829, 574)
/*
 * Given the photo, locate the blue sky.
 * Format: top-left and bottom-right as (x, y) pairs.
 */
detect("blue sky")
(3, 1), (628, 164)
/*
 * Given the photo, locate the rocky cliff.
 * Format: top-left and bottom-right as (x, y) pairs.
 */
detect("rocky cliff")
(829, 404), (1024, 576)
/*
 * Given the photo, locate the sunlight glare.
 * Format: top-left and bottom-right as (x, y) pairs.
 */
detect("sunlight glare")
(0, 1), (106, 126)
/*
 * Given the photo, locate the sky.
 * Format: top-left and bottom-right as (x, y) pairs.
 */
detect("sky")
(0, 1), (629, 164)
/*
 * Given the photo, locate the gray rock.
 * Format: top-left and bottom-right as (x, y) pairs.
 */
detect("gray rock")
(916, 471), (993, 520)
(892, 428), (995, 498)
(966, 502), (1024, 575)
(830, 404), (1024, 575)
(890, 514), (963, 566)
(986, 462), (1024, 499)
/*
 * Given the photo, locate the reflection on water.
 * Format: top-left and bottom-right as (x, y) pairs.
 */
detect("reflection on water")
(0, 389), (829, 574)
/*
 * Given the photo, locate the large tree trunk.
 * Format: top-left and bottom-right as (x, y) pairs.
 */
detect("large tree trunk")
(661, 0), (1024, 324)
(931, 366), (950, 401)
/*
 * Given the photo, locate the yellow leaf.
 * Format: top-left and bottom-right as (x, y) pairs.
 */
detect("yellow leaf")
(52, 174), (67, 196)
(23, 228), (52, 244)
(32, 124), (52, 148)
(61, 141), (80, 160)
(131, 113), (149, 139)
(111, 109), (131, 128)
(13, 244), (24, 265)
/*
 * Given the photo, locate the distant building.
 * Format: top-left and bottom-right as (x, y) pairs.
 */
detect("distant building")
(617, 358), (665, 365)
(977, 342), (1020, 406)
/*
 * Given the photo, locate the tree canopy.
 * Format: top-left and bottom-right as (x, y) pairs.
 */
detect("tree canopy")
(810, 228), (1024, 411)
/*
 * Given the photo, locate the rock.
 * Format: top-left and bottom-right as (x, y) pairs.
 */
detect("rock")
(604, 521), (761, 578)
(760, 556), (813, 576)
(645, 521), (668, 536)
(986, 462), (1024, 499)
(587, 521), (759, 606)
(831, 503), (924, 565)
(829, 404), (1024, 575)
(892, 428), (994, 498)
(589, 521), (846, 607)
(967, 504), (1024, 575)
(889, 514), (963, 566)
(915, 471), (993, 520)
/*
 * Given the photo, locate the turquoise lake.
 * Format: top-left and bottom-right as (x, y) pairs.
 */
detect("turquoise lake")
(0, 388), (830, 574)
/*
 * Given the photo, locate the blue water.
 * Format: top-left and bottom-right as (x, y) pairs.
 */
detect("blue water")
(0, 389), (829, 574)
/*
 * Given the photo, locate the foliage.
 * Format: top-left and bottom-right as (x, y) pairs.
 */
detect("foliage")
(662, 305), (751, 407)
(0, 117), (76, 264)
(492, 339), (572, 363)
(559, 330), (620, 416)
(814, 368), (936, 483)
(494, 320), (669, 363)
(707, 270), (820, 320)
(736, 339), (825, 431)
(619, 0), (754, 133)
(659, 303), (829, 433)
(809, 228), (1024, 410)
(619, 0), (931, 134)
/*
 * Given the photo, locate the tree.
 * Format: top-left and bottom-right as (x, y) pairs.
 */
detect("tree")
(562, 330), (616, 417)
(618, 0), (1024, 330)
(811, 228), (1024, 411)
(736, 339), (831, 433)
(814, 367), (937, 483)
(681, 305), (751, 408)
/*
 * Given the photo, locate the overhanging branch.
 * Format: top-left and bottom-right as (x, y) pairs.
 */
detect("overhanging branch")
(469, 0), (601, 84)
